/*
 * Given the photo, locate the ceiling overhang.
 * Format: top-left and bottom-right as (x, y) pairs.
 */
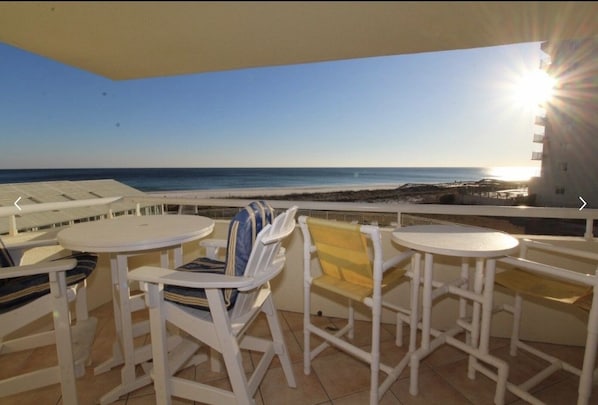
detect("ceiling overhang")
(1, 1), (597, 80)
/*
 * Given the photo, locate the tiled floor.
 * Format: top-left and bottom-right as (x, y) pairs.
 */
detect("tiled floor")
(2, 300), (595, 405)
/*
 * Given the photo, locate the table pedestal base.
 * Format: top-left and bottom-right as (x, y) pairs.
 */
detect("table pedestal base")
(407, 252), (510, 405)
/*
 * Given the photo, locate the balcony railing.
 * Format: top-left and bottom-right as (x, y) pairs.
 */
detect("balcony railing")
(120, 195), (598, 240)
(2, 195), (597, 240)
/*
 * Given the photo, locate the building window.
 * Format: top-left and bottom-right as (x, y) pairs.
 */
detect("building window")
(560, 162), (568, 172)
(555, 186), (565, 195)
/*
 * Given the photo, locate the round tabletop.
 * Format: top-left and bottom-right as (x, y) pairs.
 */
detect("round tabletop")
(58, 215), (215, 253)
(391, 224), (519, 258)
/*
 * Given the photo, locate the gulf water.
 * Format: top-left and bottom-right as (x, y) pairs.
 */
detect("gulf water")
(0, 167), (538, 192)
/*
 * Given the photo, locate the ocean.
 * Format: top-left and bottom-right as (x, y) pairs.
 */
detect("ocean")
(0, 167), (537, 193)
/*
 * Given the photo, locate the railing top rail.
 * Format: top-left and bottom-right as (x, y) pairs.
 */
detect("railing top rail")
(124, 195), (598, 221)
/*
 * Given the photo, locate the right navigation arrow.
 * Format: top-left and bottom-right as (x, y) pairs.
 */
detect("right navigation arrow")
(579, 196), (587, 211)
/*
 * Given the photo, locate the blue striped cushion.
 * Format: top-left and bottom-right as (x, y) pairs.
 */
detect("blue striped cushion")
(164, 200), (274, 311)
(0, 251), (97, 313)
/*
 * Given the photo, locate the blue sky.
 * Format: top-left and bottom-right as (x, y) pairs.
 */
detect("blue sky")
(1, 41), (546, 170)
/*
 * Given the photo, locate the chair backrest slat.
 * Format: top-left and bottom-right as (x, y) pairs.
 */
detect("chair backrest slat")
(216, 200), (274, 308)
(224, 200), (274, 278)
(231, 206), (297, 319)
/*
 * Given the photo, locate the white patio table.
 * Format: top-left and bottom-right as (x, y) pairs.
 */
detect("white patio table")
(58, 214), (215, 405)
(392, 224), (519, 405)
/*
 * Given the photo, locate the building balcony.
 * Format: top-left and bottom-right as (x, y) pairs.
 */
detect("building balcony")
(2, 191), (598, 404)
(539, 57), (552, 70)
(535, 115), (547, 126)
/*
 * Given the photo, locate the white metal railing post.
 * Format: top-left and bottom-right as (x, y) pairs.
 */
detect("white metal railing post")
(9, 214), (17, 236)
(585, 219), (594, 240)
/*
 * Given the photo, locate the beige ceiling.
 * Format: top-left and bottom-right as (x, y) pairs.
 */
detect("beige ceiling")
(1, 1), (597, 81)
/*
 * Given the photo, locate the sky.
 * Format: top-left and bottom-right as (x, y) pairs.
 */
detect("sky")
(0, 41), (548, 170)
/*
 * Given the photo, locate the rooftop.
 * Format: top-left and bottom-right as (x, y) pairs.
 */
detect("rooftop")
(0, 180), (147, 234)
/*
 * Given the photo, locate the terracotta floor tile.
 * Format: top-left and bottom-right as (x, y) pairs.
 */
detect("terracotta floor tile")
(259, 361), (329, 405)
(1, 301), (590, 405)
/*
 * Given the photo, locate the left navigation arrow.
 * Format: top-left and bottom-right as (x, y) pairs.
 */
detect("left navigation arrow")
(14, 196), (22, 211)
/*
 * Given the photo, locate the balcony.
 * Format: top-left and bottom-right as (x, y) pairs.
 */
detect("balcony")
(534, 115), (547, 126)
(539, 57), (552, 70)
(2, 194), (598, 404)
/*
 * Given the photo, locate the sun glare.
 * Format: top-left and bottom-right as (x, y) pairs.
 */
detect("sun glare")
(513, 69), (556, 107)
(488, 166), (540, 182)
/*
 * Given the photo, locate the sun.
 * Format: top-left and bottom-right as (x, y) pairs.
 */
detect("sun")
(513, 69), (556, 107)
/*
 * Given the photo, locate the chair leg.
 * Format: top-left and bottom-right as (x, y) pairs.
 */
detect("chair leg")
(263, 296), (296, 388)
(396, 312), (404, 347)
(304, 281), (312, 375)
(370, 296), (382, 405)
(50, 272), (78, 405)
(207, 289), (253, 405)
(146, 283), (173, 405)
(75, 281), (90, 322)
(510, 294), (523, 356)
(578, 293), (598, 405)
(348, 299), (355, 340)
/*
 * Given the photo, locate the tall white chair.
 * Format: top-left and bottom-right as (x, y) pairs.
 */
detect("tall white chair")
(298, 215), (414, 404)
(0, 239), (98, 404)
(128, 203), (298, 405)
(495, 239), (598, 405)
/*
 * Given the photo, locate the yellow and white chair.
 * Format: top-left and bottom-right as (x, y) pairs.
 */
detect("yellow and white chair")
(128, 203), (298, 405)
(495, 239), (598, 405)
(298, 215), (414, 404)
(0, 238), (98, 404)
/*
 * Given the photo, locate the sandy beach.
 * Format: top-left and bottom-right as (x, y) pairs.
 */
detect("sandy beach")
(148, 179), (529, 205)
(147, 183), (401, 199)
(149, 180), (534, 235)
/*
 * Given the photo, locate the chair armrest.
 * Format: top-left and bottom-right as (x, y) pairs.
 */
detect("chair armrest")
(0, 258), (77, 279)
(128, 265), (253, 289)
(383, 250), (415, 272)
(520, 239), (598, 262)
(498, 256), (595, 288)
(199, 239), (227, 259)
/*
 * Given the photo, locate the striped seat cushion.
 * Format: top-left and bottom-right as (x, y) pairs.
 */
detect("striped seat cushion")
(164, 200), (274, 311)
(0, 248), (98, 313)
